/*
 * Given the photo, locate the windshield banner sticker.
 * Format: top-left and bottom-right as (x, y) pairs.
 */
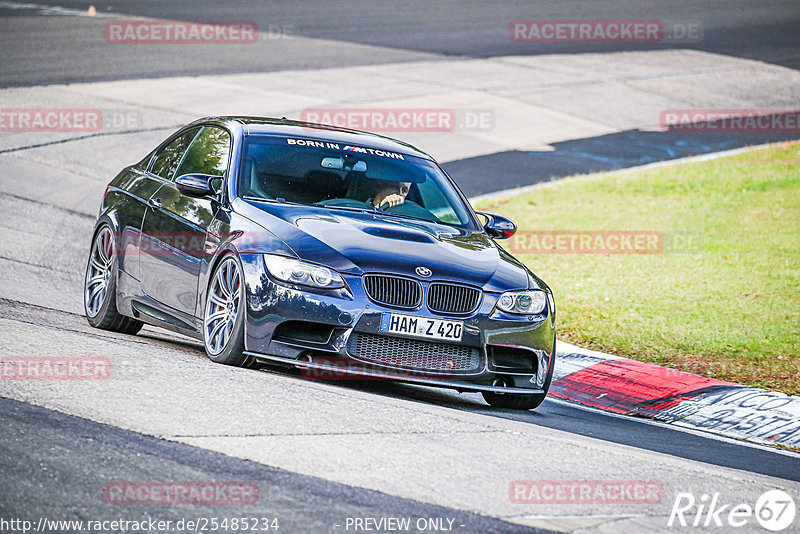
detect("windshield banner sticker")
(286, 138), (404, 159)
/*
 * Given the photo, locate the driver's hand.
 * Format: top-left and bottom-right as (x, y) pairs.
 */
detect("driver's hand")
(377, 193), (405, 208)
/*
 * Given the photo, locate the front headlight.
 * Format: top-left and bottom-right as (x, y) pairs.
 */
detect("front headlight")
(263, 255), (344, 289)
(496, 290), (547, 314)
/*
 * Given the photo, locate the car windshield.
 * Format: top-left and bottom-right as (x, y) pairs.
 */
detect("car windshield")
(238, 135), (477, 229)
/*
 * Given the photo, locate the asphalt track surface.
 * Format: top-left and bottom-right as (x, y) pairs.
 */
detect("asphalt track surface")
(445, 126), (800, 197)
(1, 0), (799, 87)
(1, 2), (800, 533)
(0, 396), (548, 534)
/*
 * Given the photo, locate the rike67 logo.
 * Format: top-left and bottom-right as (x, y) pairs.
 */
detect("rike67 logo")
(669, 490), (796, 531)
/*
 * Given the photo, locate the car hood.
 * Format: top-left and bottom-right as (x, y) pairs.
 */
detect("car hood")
(237, 200), (532, 292)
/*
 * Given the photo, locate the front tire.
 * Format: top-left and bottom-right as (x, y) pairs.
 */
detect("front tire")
(203, 254), (250, 367)
(84, 224), (143, 335)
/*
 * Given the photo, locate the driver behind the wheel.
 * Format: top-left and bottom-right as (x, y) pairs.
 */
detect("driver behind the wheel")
(369, 180), (411, 209)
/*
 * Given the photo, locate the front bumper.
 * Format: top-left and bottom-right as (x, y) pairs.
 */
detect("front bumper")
(240, 254), (555, 393)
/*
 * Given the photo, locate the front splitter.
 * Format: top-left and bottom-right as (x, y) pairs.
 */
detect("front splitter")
(245, 351), (544, 395)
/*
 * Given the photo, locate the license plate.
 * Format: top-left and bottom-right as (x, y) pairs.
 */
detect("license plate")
(380, 312), (463, 342)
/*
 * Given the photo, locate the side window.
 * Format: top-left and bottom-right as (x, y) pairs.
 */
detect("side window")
(174, 126), (231, 179)
(149, 128), (199, 181)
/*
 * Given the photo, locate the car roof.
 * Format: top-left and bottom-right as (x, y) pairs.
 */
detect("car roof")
(187, 116), (434, 160)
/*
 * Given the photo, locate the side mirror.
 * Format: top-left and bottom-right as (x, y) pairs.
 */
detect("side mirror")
(477, 211), (517, 239)
(175, 173), (222, 198)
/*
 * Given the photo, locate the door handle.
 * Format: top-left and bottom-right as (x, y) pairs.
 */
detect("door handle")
(148, 198), (162, 211)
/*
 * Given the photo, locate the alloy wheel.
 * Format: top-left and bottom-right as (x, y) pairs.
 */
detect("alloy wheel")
(84, 226), (113, 317)
(204, 257), (242, 355)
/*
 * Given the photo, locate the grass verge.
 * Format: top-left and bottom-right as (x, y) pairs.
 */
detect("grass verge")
(476, 142), (800, 394)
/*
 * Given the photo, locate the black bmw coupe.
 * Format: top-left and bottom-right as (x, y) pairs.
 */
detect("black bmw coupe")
(84, 117), (556, 409)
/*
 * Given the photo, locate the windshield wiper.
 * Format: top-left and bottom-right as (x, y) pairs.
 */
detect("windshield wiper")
(316, 204), (376, 215)
(245, 198), (452, 228)
(372, 211), (441, 225)
(321, 202), (448, 226)
(242, 196), (303, 206)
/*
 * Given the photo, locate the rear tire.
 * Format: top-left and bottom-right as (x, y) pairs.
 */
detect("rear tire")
(483, 340), (556, 410)
(84, 224), (143, 335)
